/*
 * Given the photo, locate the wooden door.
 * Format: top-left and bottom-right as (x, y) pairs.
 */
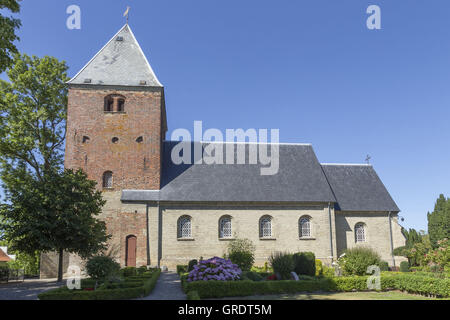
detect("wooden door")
(126, 235), (137, 267)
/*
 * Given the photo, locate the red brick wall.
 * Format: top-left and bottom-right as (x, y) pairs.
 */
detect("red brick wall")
(65, 86), (164, 190)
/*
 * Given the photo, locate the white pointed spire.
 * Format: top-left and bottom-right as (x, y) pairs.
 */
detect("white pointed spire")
(68, 24), (162, 87)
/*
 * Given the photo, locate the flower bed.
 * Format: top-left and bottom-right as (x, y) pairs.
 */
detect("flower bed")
(38, 269), (161, 300)
(181, 272), (450, 299)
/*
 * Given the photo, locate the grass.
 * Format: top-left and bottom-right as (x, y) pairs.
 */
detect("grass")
(216, 290), (448, 300)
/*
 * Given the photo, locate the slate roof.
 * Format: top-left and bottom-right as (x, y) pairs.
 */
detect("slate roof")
(321, 164), (400, 212)
(124, 141), (336, 203)
(122, 142), (400, 213)
(68, 24), (162, 87)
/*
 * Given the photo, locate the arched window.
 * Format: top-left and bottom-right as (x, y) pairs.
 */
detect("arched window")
(178, 216), (192, 239)
(104, 94), (126, 112)
(102, 171), (113, 188)
(299, 216), (311, 238)
(355, 223), (366, 243)
(259, 216), (272, 238)
(219, 216), (232, 238)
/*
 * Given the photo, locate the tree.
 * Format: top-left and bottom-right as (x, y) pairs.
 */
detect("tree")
(1, 169), (110, 282)
(0, 0), (22, 73)
(427, 194), (450, 248)
(0, 54), (110, 282)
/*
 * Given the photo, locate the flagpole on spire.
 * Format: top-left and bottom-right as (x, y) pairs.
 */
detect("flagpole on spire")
(124, 6), (130, 24)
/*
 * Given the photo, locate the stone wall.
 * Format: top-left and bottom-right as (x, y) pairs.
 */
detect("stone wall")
(335, 211), (406, 265)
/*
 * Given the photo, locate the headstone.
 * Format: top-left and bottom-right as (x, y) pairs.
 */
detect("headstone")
(290, 272), (299, 281)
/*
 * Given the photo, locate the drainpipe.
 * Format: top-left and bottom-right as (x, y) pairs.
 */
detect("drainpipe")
(328, 202), (334, 262)
(388, 211), (395, 267)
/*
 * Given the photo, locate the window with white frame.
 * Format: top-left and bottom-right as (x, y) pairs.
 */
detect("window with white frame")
(178, 216), (192, 239)
(219, 216), (232, 238)
(259, 216), (272, 238)
(299, 216), (311, 238)
(355, 223), (366, 243)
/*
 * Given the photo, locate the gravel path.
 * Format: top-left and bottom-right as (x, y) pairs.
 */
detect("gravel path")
(140, 271), (186, 300)
(0, 279), (62, 300)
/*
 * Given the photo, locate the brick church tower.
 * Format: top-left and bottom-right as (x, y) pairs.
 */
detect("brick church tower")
(39, 24), (168, 273)
(66, 24), (167, 191)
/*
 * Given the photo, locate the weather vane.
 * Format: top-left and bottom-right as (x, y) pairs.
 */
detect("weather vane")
(124, 6), (130, 24)
(365, 154), (371, 164)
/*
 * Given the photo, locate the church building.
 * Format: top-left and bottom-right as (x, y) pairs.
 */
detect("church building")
(40, 24), (405, 277)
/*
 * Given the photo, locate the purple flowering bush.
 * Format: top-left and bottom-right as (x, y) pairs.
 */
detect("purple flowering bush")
(187, 257), (242, 282)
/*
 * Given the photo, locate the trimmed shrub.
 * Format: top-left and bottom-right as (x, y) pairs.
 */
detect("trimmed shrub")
(269, 252), (294, 280)
(400, 261), (410, 272)
(137, 266), (148, 275)
(177, 265), (188, 274)
(241, 271), (264, 282)
(379, 261), (389, 272)
(227, 239), (255, 272)
(38, 269), (161, 300)
(187, 290), (201, 300)
(293, 252), (316, 276)
(121, 267), (137, 277)
(188, 259), (198, 272)
(322, 265), (335, 278)
(340, 247), (382, 276)
(85, 256), (120, 283)
(182, 273), (450, 299)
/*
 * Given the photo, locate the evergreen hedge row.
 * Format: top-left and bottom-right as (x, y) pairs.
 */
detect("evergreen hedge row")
(38, 269), (161, 300)
(182, 273), (450, 299)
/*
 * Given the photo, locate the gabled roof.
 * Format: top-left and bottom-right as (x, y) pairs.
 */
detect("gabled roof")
(321, 164), (400, 212)
(68, 24), (162, 87)
(0, 248), (11, 262)
(123, 142), (337, 203)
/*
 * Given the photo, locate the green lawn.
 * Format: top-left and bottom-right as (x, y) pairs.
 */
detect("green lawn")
(217, 291), (446, 300)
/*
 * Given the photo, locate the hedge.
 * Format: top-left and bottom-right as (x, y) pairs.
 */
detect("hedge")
(38, 269), (161, 300)
(182, 273), (450, 299)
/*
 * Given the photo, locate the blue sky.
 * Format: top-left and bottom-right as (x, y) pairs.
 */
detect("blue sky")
(2, 0), (450, 232)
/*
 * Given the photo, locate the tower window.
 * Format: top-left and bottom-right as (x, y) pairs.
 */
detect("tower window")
(259, 215), (273, 238)
(178, 216), (192, 239)
(104, 94), (126, 112)
(136, 136), (143, 143)
(82, 136), (90, 144)
(102, 171), (113, 189)
(104, 96), (114, 112)
(112, 137), (119, 144)
(117, 99), (125, 112)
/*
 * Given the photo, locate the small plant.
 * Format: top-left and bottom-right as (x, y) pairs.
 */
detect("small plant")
(400, 261), (410, 272)
(241, 271), (264, 282)
(177, 265), (188, 274)
(315, 259), (323, 276)
(269, 251), (294, 280)
(293, 252), (316, 276)
(187, 257), (241, 282)
(188, 259), (198, 272)
(85, 255), (120, 289)
(339, 247), (382, 276)
(226, 238), (255, 272)
(379, 261), (390, 271)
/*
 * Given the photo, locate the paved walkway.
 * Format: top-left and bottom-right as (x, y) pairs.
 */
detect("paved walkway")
(0, 279), (62, 300)
(140, 271), (186, 300)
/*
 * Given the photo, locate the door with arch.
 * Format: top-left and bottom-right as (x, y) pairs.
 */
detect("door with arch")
(125, 235), (137, 267)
